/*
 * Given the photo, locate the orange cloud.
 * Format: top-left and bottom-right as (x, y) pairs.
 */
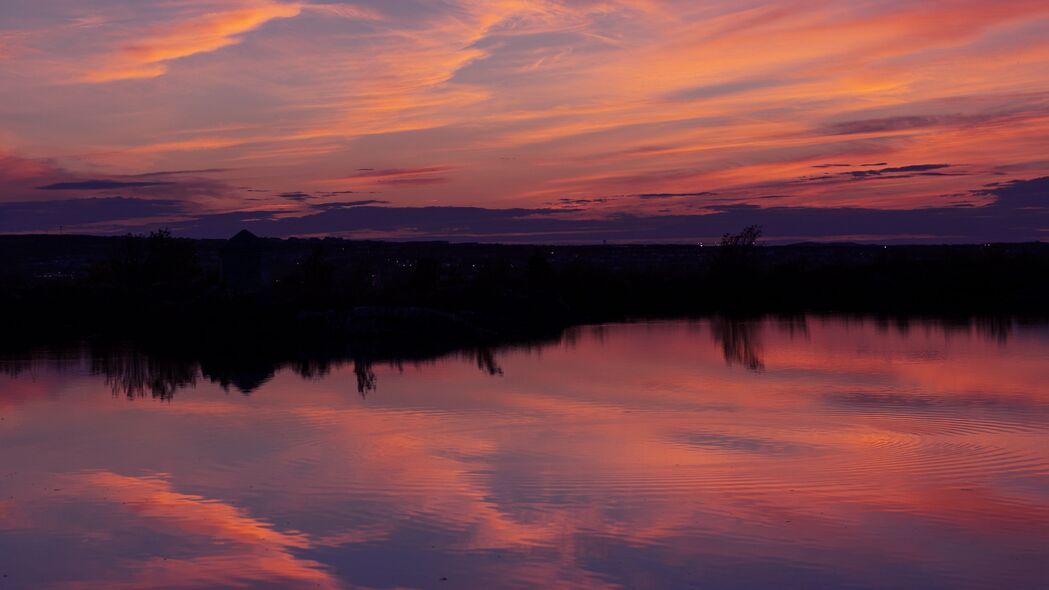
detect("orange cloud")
(3, 0), (1049, 216)
(84, 1), (301, 82)
(60, 471), (341, 590)
(1, 318), (1048, 587)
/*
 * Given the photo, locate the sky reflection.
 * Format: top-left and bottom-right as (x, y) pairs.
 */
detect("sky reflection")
(1, 317), (1048, 589)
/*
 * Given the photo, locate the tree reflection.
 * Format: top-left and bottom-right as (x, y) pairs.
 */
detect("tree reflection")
(0, 315), (1024, 399)
(472, 348), (504, 376)
(353, 360), (377, 397)
(711, 317), (765, 372)
(90, 351), (198, 400)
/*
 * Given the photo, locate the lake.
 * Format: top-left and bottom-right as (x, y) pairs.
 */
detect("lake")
(1, 317), (1047, 589)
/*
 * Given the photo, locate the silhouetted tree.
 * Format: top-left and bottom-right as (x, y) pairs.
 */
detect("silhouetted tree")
(409, 257), (441, 302)
(713, 225), (764, 306)
(102, 228), (200, 292)
(720, 224), (762, 250)
(292, 245), (336, 305)
(526, 249), (553, 289)
(145, 228), (199, 284)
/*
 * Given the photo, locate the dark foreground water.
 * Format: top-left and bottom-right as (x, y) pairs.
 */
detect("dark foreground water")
(1, 317), (1048, 589)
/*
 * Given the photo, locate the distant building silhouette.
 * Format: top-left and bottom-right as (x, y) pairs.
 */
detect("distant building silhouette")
(220, 230), (271, 293)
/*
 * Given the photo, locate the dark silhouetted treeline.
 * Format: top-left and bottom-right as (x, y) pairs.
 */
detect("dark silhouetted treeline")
(2, 231), (1048, 353)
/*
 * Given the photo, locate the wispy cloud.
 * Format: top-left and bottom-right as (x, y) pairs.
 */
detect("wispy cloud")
(6, 173), (1047, 244)
(1, 0), (1048, 236)
(83, 0), (302, 82)
(343, 167), (452, 179)
(37, 179), (175, 190)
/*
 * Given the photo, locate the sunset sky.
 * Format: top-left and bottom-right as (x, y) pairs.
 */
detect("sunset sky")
(2, 0), (1049, 241)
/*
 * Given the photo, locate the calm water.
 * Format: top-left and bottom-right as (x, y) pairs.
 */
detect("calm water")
(1, 317), (1048, 589)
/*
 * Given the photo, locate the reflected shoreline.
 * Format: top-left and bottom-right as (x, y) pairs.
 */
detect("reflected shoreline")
(1, 313), (1032, 399)
(2, 313), (1048, 590)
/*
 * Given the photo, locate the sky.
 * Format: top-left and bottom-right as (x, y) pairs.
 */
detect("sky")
(1, 0), (1048, 242)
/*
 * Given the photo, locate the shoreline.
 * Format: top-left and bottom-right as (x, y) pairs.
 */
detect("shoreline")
(4, 233), (1048, 352)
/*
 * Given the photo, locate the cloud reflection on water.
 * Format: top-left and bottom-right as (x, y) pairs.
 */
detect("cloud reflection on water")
(0, 316), (1047, 589)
